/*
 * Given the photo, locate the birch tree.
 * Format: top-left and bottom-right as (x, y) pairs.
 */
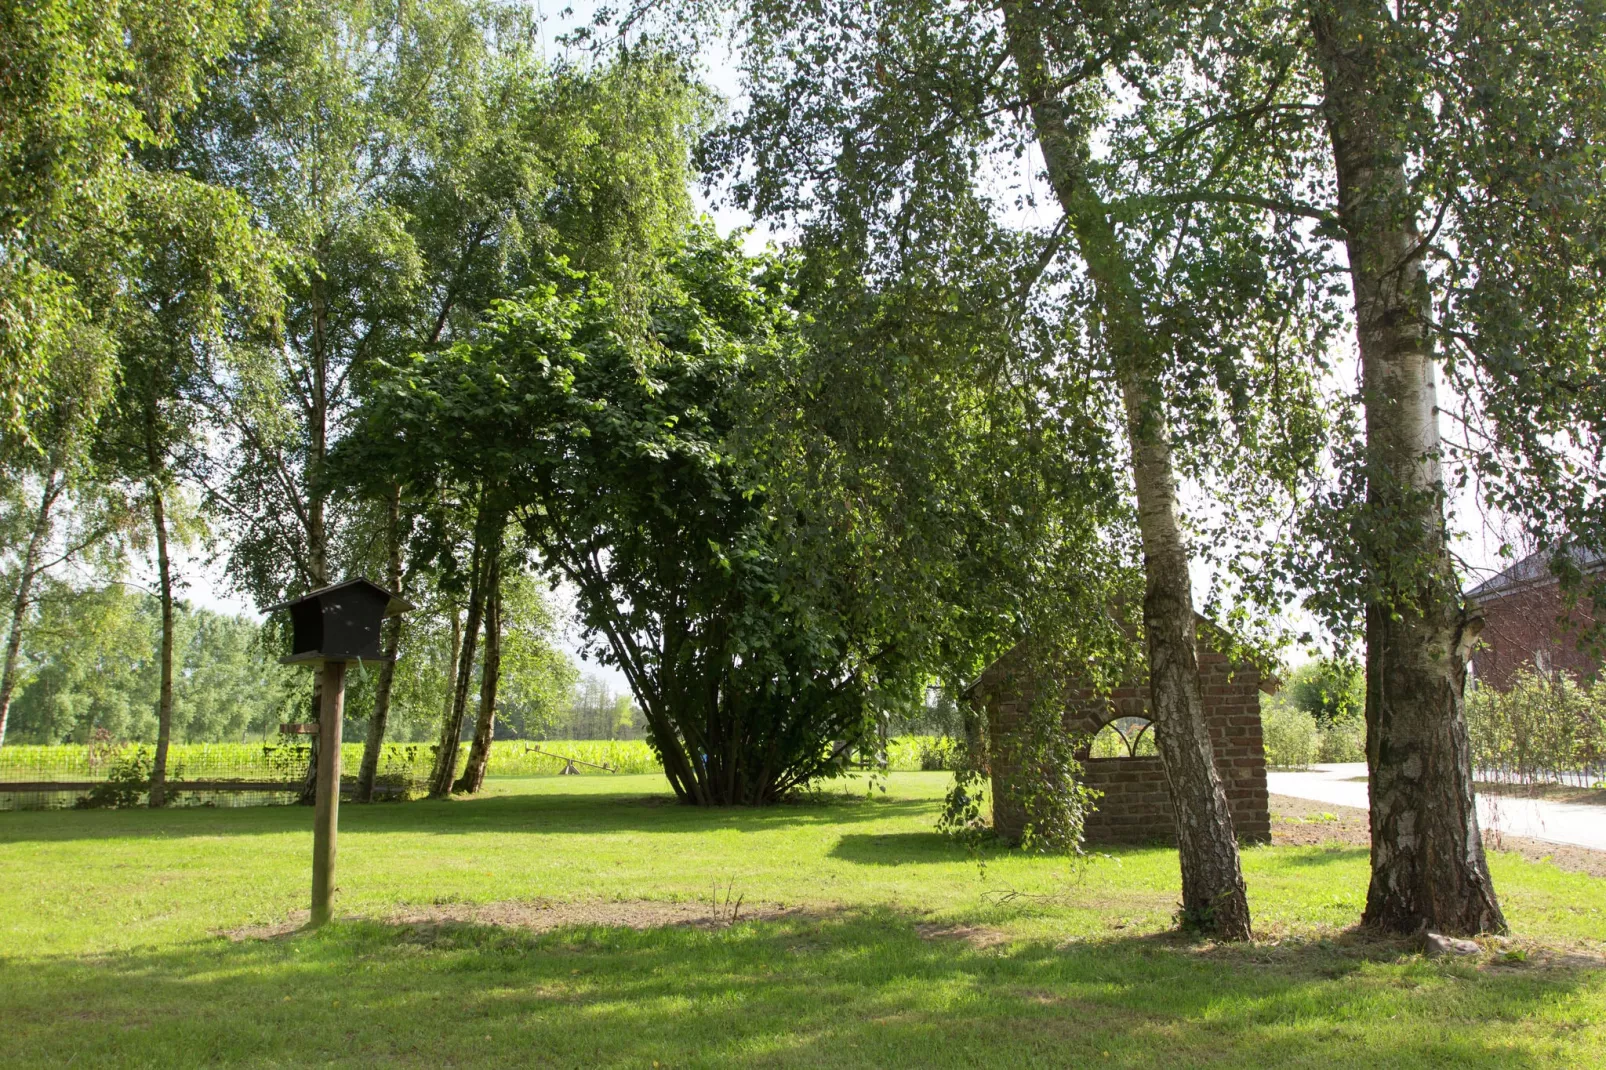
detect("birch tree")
(94, 174), (277, 804)
(693, 0), (1336, 938)
(1297, 0), (1606, 934)
(0, 0), (253, 447)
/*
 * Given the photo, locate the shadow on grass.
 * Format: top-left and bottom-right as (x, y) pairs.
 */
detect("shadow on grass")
(830, 831), (973, 865)
(1273, 846), (1370, 868)
(0, 787), (939, 844)
(0, 908), (1592, 1069)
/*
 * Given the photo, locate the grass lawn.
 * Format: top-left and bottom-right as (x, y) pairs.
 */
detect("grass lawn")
(2, 772), (1602, 1068)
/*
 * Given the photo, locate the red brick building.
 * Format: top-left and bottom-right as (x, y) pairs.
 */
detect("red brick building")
(1467, 548), (1602, 692)
(964, 624), (1273, 847)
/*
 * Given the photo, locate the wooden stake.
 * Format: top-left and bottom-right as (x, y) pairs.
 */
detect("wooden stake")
(310, 659), (346, 927)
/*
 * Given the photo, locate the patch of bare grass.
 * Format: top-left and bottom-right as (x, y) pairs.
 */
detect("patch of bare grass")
(224, 898), (803, 942)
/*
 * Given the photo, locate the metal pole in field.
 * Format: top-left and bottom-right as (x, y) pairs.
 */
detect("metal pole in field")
(310, 659), (347, 927)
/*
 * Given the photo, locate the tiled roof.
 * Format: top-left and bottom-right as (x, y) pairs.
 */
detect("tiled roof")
(1466, 545), (1606, 601)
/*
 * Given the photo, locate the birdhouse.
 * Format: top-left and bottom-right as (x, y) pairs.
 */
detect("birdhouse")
(266, 578), (412, 664)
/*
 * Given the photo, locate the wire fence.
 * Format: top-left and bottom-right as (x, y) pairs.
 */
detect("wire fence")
(1475, 763), (1606, 792)
(0, 739), (673, 810)
(0, 740), (433, 810)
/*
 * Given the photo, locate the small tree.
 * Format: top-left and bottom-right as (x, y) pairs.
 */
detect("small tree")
(367, 232), (910, 804)
(1286, 660), (1364, 727)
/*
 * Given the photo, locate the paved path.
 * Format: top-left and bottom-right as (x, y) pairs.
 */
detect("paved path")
(1267, 763), (1606, 852)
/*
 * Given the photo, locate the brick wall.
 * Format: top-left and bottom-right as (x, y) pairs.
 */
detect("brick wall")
(970, 636), (1271, 847)
(1472, 580), (1600, 691)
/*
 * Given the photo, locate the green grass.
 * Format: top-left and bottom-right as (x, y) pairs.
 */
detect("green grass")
(1, 772), (1602, 1067)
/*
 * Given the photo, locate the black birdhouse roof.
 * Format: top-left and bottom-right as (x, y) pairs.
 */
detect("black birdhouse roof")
(266, 578), (413, 617)
(266, 578), (413, 665)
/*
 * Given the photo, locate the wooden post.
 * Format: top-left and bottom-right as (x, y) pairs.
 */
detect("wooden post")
(310, 659), (346, 927)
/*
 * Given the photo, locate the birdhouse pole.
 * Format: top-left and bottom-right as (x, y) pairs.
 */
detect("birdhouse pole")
(267, 578), (412, 930)
(310, 658), (347, 927)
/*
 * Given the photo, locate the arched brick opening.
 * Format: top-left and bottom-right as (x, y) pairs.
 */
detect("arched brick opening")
(964, 626), (1274, 847)
(1087, 716), (1156, 758)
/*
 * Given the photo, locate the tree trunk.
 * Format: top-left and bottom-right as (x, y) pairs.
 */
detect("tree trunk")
(298, 274), (333, 806)
(455, 548), (502, 794)
(1004, 2), (1251, 939)
(307, 271), (331, 592)
(147, 478), (176, 807)
(429, 518), (488, 796)
(356, 484), (404, 802)
(1125, 376), (1250, 938)
(1309, 0), (1505, 936)
(438, 608), (463, 768)
(0, 467), (64, 747)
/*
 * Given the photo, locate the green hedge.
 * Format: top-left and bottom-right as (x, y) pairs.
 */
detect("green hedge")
(1261, 703), (1319, 770)
(1467, 670), (1606, 784)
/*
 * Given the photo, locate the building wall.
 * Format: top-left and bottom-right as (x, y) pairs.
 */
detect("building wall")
(971, 640), (1271, 847)
(1472, 581), (1600, 692)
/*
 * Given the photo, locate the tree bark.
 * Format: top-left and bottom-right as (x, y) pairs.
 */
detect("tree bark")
(1004, 2), (1251, 939)
(1309, 0), (1505, 936)
(429, 515), (488, 796)
(298, 273), (333, 806)
(438, 607), (462, 769)
(147, 478), (176, 807)
(356, 484), (404, 802)
(0, 467), (65, 747)
(307, 270), (331, 592)
(455, 548), (502, 794)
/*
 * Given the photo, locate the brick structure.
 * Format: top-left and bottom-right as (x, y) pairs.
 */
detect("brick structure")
(964, 625), (1273, 847)
(1467, 548), (1602, 692)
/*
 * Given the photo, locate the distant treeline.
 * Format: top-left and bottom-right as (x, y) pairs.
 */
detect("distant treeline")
(3, 585), (298, 745)
(3, 584), (638, 747)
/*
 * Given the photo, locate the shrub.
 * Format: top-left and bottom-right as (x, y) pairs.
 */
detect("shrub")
(1261, 701), (1319, 769)
(915, 736), (960, 771)
(75, 746), (153, 809)
(1286, 659), (1364, 725)
(1466, 669), (1606, 783)
(365, 233), (902, 805)
(947, 691), (1097, 854)
(1317, 715), (1366, 763)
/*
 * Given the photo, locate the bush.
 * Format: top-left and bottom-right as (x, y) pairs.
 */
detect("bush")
(1317, 715), (1366, 763)
(915, 736), (960, 771)
(366, 233), (900, 805)
(941, 698), (1096, 854)
(75, 746), (153, 809)
(1261, 701), (1319, 769)
(1466, 670), (1606, 783)
(1285, 659), (1364, 725)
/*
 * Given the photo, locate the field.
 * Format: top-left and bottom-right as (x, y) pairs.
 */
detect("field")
(0, 737), (944, 806)
(0, 739), (665, 784)
(2, 771), (1603, 1068)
